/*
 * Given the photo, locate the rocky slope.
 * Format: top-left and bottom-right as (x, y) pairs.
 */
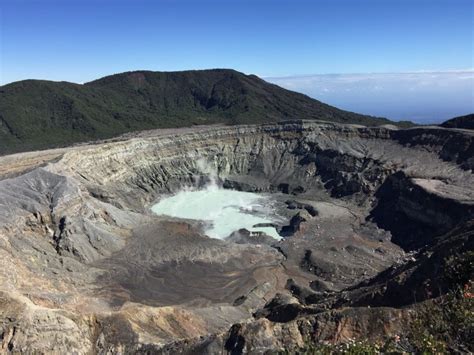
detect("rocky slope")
(0, 120), (472, 353)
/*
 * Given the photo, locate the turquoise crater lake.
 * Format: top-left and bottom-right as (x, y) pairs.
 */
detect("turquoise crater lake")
(151, 186), (281, 240)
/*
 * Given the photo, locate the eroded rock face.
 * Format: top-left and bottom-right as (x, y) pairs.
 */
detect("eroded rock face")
(370, 172), (474, 250)
(0, 120), (473, 353)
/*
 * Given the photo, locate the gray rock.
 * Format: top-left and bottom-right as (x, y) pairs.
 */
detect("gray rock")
(0, 120), (472, 352)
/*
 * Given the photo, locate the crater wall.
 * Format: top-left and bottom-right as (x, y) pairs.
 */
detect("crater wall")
(0, 121), (473, 353)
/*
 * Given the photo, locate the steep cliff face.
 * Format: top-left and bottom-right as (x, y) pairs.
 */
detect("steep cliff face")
(370, 172), (474, 250)
(0, 121), (472, 353)
(392, 127), (474, 170)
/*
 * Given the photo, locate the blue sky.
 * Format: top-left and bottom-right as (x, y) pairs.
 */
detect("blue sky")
(1, 0), (473, 122)
(268, 71), (474, 122)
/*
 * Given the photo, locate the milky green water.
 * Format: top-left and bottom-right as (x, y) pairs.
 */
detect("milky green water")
(151, 186), (281, 240)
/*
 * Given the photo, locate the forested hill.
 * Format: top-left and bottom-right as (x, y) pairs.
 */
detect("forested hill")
(440, 113), (474, 130)
(0, 69), (395, 154)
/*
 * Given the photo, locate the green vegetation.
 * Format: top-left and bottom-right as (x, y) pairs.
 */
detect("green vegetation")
(408, 286), (473, 354)
(280, 289), (473, 354)
(440, 113), (474, 130)
(280, 339), (399, 354)
(0, 69), (397, 155)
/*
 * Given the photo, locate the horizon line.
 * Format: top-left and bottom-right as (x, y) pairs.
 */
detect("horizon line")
(262, 68), (474, 79)
(2, 68), (474, 86)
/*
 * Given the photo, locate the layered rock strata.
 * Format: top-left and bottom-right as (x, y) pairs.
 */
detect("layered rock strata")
(0, 120), (472, 353)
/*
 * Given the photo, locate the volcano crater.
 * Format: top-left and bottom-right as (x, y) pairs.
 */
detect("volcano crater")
(0, 120), (473, 352)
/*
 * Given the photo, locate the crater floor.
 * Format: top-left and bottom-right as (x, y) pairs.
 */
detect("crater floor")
(0, 120), (473, 353)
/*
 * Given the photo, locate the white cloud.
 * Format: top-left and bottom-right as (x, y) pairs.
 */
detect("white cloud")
(265, 71), (474, 123)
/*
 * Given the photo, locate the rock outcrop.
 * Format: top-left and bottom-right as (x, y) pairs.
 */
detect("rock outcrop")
(0, 120), (472, 353)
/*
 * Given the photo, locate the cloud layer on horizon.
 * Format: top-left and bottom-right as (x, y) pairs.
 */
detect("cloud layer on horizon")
(266, 71), (474, 123)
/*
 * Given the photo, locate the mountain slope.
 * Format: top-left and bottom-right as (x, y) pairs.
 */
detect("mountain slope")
(440, 113), (474, 130)
(0, 69), (392, 154)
